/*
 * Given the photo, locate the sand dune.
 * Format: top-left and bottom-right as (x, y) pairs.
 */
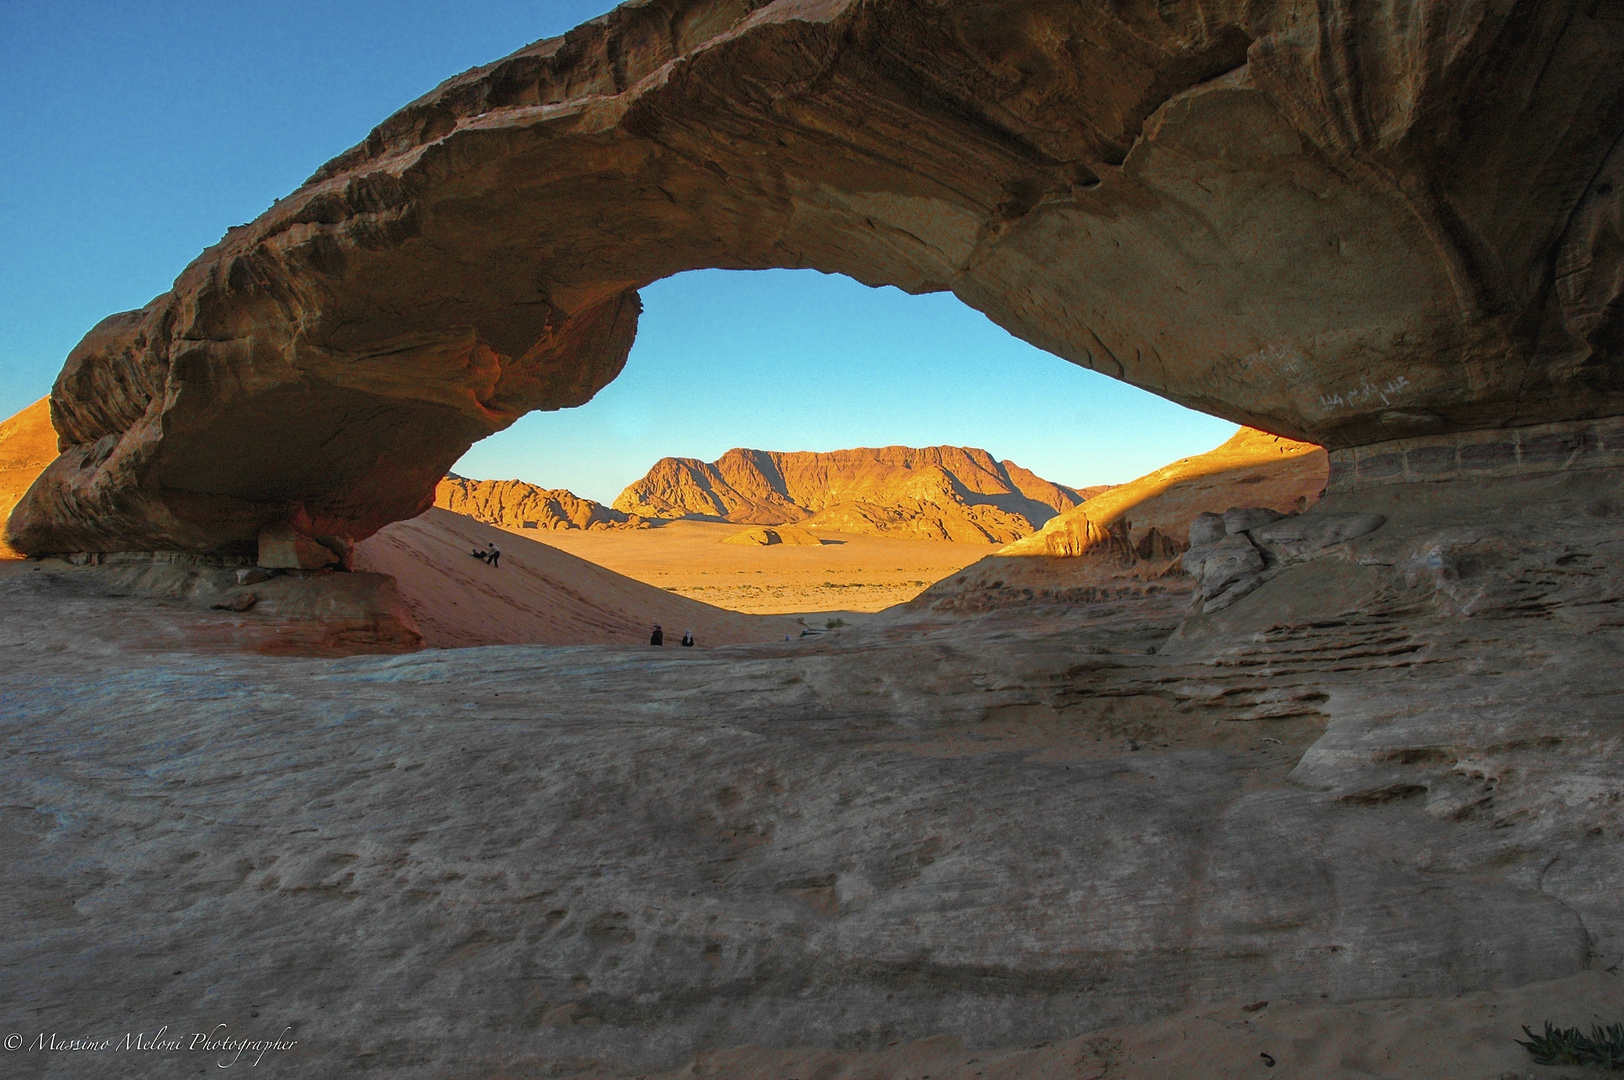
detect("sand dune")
(0, 398), (58, 559)
(354, 507), (796, 648)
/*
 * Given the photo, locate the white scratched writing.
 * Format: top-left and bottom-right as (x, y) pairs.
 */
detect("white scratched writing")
(1320, 375), (1408, 412)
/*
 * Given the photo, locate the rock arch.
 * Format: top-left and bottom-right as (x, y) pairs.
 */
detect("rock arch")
(9, 0), (1624, 556)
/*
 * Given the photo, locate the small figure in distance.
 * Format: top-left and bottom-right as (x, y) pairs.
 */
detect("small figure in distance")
(470, 545), (490, 562)
(486, 541), (501, 568)
(680, 629), (694, 647)
(650, 624), (664, 646)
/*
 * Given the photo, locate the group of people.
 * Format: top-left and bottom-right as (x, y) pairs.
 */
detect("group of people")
(650, 625), (694, 647)
(469, 541), (501, 568)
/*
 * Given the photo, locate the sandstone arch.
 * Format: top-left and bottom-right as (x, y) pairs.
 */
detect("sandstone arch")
(9, 0), (1624, 556)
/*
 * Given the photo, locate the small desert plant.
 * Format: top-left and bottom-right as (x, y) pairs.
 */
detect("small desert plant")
(825, 618), (845, 629)
(1518, 1020), (1624, 1068)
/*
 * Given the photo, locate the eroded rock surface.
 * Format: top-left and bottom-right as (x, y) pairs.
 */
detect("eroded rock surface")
(435, 475), (646, 531)
(1183, 505), (1387, 613)
(920, 427), (1327, 615)
(13, 0), (1623, 555)
(4, 468), (1624, 1077)
(615, 446), (1083, 543)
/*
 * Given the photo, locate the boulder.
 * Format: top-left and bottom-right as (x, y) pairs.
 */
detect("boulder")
(1183, 534), (1266, 598)
(1189, 512), (1227, 547)
(1222, 507), (1287, 536)
(721, 526), (824, 547)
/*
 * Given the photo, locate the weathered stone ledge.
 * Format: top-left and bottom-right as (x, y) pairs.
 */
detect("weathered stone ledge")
(1327, 416), (1624, 491)
(61, 550), (255, 568)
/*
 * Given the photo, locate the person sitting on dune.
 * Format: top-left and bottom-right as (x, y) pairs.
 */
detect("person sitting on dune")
(650, 624), (664, 646)
(680, 630), (694, 647)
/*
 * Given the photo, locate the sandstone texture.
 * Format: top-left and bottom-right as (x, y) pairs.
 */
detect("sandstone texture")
(615, 446), (1084, 542)
(0, 398), (59, 559)
(5, 466), (1624, 1077)
(435, 474), (647, 531)
(20, 0), (1620, 555)
(913, 427), (1325, 617)
(999, 425), (1324, 558)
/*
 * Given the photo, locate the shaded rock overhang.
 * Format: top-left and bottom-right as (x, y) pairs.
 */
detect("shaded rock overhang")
(9, 0), (1624, 555)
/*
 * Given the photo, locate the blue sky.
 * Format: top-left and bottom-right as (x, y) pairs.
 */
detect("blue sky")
(2, 1), (1235, 503)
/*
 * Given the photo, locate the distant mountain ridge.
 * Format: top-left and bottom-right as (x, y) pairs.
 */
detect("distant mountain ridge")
(435, 476), (648, 532)
(613, 446), (1088, 544)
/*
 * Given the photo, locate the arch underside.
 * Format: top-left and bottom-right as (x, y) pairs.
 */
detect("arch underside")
(9, 0), (1624, 555)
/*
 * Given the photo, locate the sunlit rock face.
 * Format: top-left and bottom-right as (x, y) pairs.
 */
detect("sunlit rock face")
(9, 0), (1624, 556)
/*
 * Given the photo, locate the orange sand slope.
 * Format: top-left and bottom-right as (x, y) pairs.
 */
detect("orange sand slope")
(355, 507), (797, 648)
(0, 398), (58, 559)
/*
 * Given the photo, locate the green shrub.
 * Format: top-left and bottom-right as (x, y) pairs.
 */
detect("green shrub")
(1518, 1020), (1624, 1068)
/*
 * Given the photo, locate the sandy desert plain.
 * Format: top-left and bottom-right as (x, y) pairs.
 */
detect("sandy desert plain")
(499, 521), (993, 619)
(8, 0), (1624, 1077)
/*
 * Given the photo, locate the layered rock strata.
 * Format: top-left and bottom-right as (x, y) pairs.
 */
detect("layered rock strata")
(1001, 427), (1326, 562)
(916, 426), (1327, 614)
(435, 475), (646, 531)
(1182, 506), (1386, 613)
(13, 0), (1622, 556)
(615, 446), (1083, 543)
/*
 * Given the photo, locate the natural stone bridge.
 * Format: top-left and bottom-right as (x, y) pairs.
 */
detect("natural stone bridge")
(8, 0), (1624, 558)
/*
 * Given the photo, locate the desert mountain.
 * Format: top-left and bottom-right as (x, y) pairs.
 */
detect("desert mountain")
(614, 446), (1086, 544)
(915, 427), (1328, 612)
(435, 476), (647, 532)
(0, 399), (59, 559)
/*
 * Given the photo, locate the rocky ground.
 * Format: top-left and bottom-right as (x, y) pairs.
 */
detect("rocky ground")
(4, 468), (1624, 1077)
